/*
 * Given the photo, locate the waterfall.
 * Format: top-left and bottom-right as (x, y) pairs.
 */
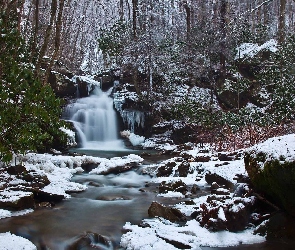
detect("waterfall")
(64, 86), (125, 150)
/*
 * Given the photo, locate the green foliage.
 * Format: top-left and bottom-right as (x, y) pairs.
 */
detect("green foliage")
(0, 8), (67, 162)
(221, 106), (273, 132)
(169, 97), (219, 129)
(259, 35), (295, 123)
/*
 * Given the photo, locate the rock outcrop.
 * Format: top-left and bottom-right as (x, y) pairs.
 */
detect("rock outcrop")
(244, 135), (295, 216)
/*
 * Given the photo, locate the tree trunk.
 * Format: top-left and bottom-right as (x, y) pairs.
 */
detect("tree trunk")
(30, 0), (39, 63)
(220, 0), (228, 77)
(278, 0), (286, 44)
(35, 0), (57, 79)
(132, 0), (138, 38)
(43, 0), (65, 85)
(119, 0), (124, 21)
(183, 1), (191, 41)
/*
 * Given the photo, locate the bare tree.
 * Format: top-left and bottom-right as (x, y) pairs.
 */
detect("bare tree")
(278, 0), (286, 44)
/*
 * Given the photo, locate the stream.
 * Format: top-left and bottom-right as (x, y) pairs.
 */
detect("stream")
(0, 162), (158, 249)
(1, 84), (294, 249)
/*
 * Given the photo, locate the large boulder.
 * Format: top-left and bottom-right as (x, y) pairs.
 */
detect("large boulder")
(148, 201), (186, 222)
(244, 134), (295, 216)
(48, 71), (76, 98)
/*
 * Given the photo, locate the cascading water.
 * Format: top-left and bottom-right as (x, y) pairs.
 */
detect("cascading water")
(64, 86), (125, 150)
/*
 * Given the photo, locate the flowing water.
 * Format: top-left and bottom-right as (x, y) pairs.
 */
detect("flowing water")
(0, 85), (174, 249)
(64, 86), (126, 150)
(0, 170), (159, 249)
(1, 86), (293, 249)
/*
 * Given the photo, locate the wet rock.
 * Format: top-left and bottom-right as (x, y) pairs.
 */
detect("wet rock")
(5, 165), (27, 175)
(88, 181), (103, 187)
(81, 163), (98, 173)
(158, 180), (188, 194)
(156, 162), (176, 177)
(212, 188), (230, 196)
(191, 184), (200, 194)
(35, 202), (53, 209)
(21, 171), (50, 190)
(184, 200), (195, 205)
(195, 196), (255, 232)
(195, 156), (211, 162)
(158, 235), (191, 249)
(34, 190), (65, 203)
(233, 183), (249, 197)
(177, 161), (190, 177)
(74, 76), (95, 97)
(210, 182), (220, 191)
(2, 166), (50, 200)
(0, 192), (35, 210)
(233, 174), (250, 184)
(148, 201), (186, 222)
(224, 202), (251, 232)
(218, 153), (234, 161)
(48, 71), (76, 98)
(140, 152), (151, 157)
(67, 232), (113, 250)
(96, 195), (131, 201)
(205, 172), (234, 190)
(99, 163), (138, 175)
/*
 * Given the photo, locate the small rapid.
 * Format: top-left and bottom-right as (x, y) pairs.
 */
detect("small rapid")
(0, 169), (157, 249)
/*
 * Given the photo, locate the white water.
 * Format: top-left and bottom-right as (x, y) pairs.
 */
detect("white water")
(66, 87), (125, 150)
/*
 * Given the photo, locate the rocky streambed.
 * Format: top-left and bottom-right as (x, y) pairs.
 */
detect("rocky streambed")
(1, 138), (295, 249)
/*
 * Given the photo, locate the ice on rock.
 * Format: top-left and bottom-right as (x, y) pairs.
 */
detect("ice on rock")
(122, 110), (145, 133)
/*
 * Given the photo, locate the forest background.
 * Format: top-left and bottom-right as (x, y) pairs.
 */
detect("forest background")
(1, 0), (295, 161)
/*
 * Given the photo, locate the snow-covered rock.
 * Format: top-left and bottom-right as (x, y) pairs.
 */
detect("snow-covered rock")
(0, 232), (37, 250)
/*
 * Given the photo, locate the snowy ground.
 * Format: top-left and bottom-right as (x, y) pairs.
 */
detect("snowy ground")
(1, 134), (295, 249)
(120, 143), (267, 249)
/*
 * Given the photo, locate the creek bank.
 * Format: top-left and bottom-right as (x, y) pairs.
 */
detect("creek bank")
(1, 135), (295, 249)
(0, 153), (143, 212)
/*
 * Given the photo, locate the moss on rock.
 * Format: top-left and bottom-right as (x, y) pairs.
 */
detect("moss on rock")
(245, 151), (295, 216)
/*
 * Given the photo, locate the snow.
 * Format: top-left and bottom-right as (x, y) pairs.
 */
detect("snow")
(218, 207), (227, 221)
(0, 232), (37, 250)
(123, 142), (267, 249)
(142, 139), (156, 149)
(89, 154), (143, 174)
(246, 134), (295, 168)
(120, 218), (265, 249)
(120, 130), (145, 146)
(0, 209), (11, 219)
(0, 191), (33, 203)
(0, 209), (33, 220)
(235, 39), (278, 60)
(3, 152), (143, 199)
(72, 75), (101, 87)
(4, 134), (291, 249)
(157, 191), (185, 198)
(60, 127), (77, 147)
(72, 75), (101, 96)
